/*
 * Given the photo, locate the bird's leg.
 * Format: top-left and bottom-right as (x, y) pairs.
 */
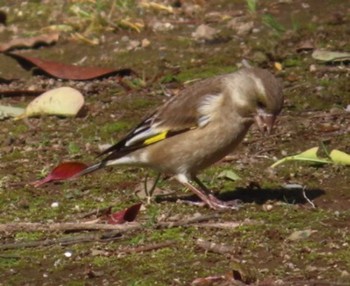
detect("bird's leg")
(175, 174), (239, 210)
(144, 172), (161, 204)
(175, 174), (214, 208)
(192, 175), (240, 210)
(192, 176), (215, 195)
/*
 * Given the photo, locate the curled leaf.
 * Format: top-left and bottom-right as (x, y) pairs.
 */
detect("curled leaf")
(287, 229), (316, 241)
(31, 161), (88, 187)
(312, 50), (350, 62)
(107, 203), (142, 224)
(16, 87), (84, 119)
(6, 53), (135, 80)
(0, 33), (59, 52)
(272, 147), (350, 168)
(329, 149), (350, 165)
(270, 147), (331, 168)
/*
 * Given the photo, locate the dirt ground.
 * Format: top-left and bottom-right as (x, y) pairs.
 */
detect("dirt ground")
(0, 0), (349, 285)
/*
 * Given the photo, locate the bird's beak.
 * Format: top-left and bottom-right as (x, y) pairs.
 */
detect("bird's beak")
(254, 113), (276, 135)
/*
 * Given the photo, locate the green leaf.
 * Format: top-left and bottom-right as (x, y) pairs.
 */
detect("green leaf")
(270, 147), (331, 168)
(218, 170), (241, 181)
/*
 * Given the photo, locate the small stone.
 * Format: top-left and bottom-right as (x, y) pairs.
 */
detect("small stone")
(341, 270), (350, 278)
(64, 251), (72, 258)
(192, 24), (217, 41)
(309, 64), (317, 72)
(51, 202), (59, 208)
(121, 36), (129, 42)
(262, 204), (273, 211)
(141, 38), (151, 48)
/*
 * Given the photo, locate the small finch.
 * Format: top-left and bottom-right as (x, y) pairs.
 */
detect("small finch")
(77, 67), (283, 209)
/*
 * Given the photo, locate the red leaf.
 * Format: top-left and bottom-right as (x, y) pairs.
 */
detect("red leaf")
(107, 203), (142, 224)
(31, 161), (88, 187)
(6, 53), (136, 80)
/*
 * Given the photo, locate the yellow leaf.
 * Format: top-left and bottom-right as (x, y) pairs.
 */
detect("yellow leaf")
(16, 87), (84, 119)
(274, 62), (283, 71)
(329, 149), (350, 165)
(270, 147), (331, 168)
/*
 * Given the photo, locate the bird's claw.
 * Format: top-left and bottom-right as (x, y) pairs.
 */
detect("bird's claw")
(207, 194), (241, 210)
(177, 195), (241, 210)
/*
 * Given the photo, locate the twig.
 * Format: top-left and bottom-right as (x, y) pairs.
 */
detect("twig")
(0, 214), (221, 250)
(0, 231), (124, 250)
(302, 186), (316, 208)
(156, 214), (219, 228)
(119, 240), (176, 254)
(192, 221), (242, 229)
(0, 222), (141, 233)
(195, 238), (235, 255)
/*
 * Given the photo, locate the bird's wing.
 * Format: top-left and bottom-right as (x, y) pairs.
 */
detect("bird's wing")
(100, 75), (226, 160)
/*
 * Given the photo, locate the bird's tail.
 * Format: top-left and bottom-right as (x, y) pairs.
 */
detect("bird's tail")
(73, 161), (105, 178)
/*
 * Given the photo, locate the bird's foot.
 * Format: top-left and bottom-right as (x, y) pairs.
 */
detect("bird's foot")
(206, 194), (241, 210)
(178, 195), (241, 210)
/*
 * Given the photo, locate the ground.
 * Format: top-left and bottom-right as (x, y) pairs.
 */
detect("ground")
(0, 0), (349, 285)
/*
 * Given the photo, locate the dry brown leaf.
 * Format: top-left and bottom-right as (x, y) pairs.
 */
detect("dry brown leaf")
(0, 33), (59, 52)
(6, 53), (136, 80)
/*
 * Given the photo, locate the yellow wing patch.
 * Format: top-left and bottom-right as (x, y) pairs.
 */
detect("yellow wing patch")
(144, 131), (168, 145)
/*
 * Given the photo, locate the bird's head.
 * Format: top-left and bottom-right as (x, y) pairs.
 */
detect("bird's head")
(226, 67), (283, 135)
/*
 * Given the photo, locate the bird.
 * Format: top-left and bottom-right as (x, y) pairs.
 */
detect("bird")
(76, 67), (283, 209)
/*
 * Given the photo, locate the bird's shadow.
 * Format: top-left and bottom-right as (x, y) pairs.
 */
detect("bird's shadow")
(156, 186), (325, 206)
(219, 186), (325, 205)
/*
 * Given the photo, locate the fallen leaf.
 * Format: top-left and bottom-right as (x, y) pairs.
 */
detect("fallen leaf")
(16, 87), (84, 119)
(217, 170), (241, 181)
(6, 53), (135, 80)
(272, 147), (350, 168)
(312, 50), (350, 62)
(107, 203), (142, 224)
(270, 147), (331, 168)
(0, 105), (25, 120)
(31, 161), (88, 187)
(287, 229), (316, 241)
(139, 1), (174, 13)
(192, 24), (218, 41)
(117, 19), (144, 33)
(0, 33), (59, 52)
(329, 149), (350, 165)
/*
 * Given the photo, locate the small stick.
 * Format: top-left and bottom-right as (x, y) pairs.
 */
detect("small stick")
(157, 214), (219, 228)
(0, 222), (141, 233)
(302, 186), (316, 208)
(196, 238), (234, 255)
(119, 240), (176, 254)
